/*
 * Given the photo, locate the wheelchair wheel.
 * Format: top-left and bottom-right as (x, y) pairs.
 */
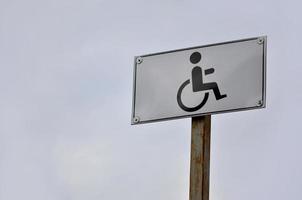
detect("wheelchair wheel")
(177, 79), (209, 112)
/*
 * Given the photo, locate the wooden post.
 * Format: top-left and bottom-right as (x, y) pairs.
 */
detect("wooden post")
(189, 115), (211, 200)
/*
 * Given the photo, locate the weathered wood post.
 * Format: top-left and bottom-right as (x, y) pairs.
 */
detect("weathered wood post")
(189, 115), (211, 200)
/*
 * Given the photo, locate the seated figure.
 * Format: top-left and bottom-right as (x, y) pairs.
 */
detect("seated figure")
(191, 66), (227, 100)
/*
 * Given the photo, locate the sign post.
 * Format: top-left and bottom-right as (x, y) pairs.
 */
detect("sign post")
(190, 116), (211, 200)
(131, 36), (267, 200)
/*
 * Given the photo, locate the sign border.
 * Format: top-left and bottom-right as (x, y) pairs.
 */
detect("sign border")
(131, 36), (267, 125)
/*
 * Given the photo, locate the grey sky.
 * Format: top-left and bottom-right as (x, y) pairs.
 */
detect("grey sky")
(0, 0), (301, 200)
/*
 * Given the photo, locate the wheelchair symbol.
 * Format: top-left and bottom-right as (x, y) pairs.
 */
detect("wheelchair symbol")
(177, 52), (227, 112)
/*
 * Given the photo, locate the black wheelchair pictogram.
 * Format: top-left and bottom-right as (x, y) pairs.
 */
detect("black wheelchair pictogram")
(177, 52), (227, 112)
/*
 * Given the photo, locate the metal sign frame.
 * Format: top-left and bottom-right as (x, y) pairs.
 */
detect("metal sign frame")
(131, 36), (267, 125)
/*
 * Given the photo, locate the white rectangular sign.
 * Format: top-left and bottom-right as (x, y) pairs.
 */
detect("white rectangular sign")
(132, 36), (267, 124)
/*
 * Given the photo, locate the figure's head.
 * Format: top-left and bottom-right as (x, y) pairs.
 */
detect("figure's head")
(190, 52), (201, 64)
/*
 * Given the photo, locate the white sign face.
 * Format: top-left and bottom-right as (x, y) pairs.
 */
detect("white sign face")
(132, 37), (267, 124)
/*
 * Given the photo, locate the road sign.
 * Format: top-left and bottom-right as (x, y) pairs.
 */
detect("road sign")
(132, 36), (267, 124)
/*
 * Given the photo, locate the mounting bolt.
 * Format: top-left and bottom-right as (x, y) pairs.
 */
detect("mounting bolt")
(136, 57), (143, 64)
(133, 116), (140, 123)
(258, 100), (263, 106)
(257, 38), (264, 44)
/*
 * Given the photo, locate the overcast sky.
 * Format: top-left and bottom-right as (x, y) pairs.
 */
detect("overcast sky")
(0, 0), (302, 200)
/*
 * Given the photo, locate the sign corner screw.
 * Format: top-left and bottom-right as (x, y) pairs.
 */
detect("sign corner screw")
(258, 100), (263, 106)
(133, 116), (140, 123)
(136, 57), (143, 64)
(257, 38), (264, 44)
